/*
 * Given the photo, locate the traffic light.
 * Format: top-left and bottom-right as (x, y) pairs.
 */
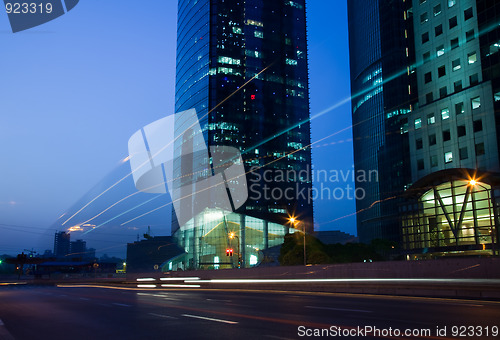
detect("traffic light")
(226, 248), (234, 256)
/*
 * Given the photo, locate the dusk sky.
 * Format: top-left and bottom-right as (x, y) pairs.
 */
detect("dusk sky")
(0, 0), (353, 257)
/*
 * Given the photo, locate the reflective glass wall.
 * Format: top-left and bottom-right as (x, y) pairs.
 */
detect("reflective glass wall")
(170, 209), (298, 270)
(402, 179), (499, 258)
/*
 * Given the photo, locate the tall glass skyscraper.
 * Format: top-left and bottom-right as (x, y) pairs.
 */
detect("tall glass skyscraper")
(171, 0), (312, 269)
(348, 0), (417, 244)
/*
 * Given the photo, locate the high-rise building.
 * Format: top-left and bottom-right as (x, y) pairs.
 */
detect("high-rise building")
(347, 0), (417, 244)
(53, 231), (70, 258)
(349, 0), (500, 258)
(171, 0), (312, 269)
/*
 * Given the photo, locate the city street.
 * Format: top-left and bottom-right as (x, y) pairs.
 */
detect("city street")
(0, 285), (499, 339)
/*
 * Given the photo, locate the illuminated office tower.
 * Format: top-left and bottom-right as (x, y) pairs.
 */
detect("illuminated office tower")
(348, 0), (417, 244)
(349, 0), (500, 258)
(171, 0), (312, 269)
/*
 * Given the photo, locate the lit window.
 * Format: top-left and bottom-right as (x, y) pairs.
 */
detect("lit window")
(448, 0), (456, 8)
(452, 58), (461, 71)
(285, 1), (304, 9)
(433, 4), (441, 16)
(420, 0), (426, 4)
(494, 91), (500, 102)
(249, 254), (258, 266)
(246, 19), (264, 27)
(436, 45), (445, 57)
(445, 152), (453, 163)
(427, 113), (435, 125)
(217, 67), (241, 76)
(441, 108), (450, 120)
(468, 52), (477, 64)
(420, 12), (428, 24)
(455, 102), (464, 115)
(471, 96), (481, 110)
(218, 56), (241, 65)
(254, 31), (263, 38)
(415, 118), (422, 129)
(246, 50), (262, 58)
(232, 27), (242, 34)
(286, 58), (298, 66)
(464, 7), (473, 21)
(488, 41), (500, 56)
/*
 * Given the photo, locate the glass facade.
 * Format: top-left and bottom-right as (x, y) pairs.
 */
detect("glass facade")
(348, 0), (416, 243)
(173, 0), (313, 268)
(402, 173), (500, 259)
(168, 208), (298, 270)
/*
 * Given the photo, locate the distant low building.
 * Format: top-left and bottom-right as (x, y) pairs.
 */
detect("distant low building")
(313, 230), (358, 245)
(126, 236), (184, 273)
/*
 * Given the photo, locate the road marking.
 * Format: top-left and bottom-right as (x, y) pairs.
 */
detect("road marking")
(445, 303), (484, 307)
(206, 298), (231, 302)
(264, 335), (293, 340)
(182, 314), (238, 324)
(112, 303), (131, 307)
(148, 313), (178, 319)
(306, 306), (372, 313)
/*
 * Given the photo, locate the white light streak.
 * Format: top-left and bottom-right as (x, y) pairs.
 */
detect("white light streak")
(137, 284), (157, 288)
(136, 278), (156, 282)
(160, 277), (200, 281)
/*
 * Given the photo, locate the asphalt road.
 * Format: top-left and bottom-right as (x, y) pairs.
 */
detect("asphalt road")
(0, 285), (499, 339)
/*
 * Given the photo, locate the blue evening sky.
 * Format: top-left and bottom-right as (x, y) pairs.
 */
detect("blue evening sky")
(0, 1), (354, 256)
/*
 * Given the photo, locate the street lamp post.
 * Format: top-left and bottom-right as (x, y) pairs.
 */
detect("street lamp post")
(469, 180), (497, 256)
(229, 232), (241, 268)
(290, 217), (306, 266)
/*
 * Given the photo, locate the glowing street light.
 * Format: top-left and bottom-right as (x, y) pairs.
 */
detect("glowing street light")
(229, 232), (241, 268)
(468, 178), (497, 256)
(289, 216), (306, 266)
